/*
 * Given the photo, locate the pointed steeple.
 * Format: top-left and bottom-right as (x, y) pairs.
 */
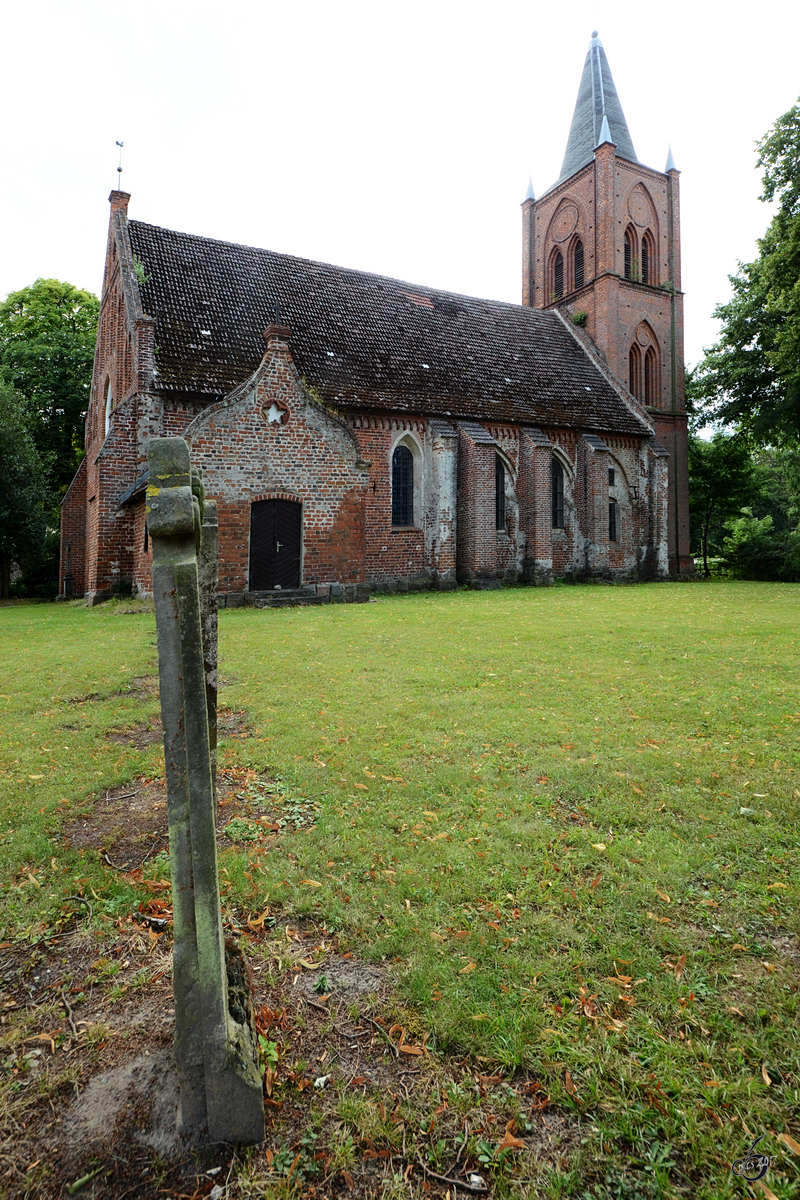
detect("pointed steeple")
(556, 32), (637, 185)
(524, 176), (535, 201)
(665, 145), (677, 172)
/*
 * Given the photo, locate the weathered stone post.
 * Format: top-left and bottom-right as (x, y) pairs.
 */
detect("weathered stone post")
(147, 437), (264, 1145)
(198, 496), (218, 810)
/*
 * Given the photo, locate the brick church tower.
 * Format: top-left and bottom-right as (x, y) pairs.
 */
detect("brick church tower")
(522, 32), (692, 575)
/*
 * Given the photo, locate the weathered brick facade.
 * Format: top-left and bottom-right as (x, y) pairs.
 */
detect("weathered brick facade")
(522, 33), (691, 574)
(61, 34), (684, 602)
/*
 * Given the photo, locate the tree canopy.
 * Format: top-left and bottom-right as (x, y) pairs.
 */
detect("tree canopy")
(0, 383), (50, 598)
(690, 98), (800, 445)
(688, 433), (757, 575)
(0, 278), (99, 494)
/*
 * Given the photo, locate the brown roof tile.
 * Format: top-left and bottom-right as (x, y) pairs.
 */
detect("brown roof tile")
(129, 220), (651, 436)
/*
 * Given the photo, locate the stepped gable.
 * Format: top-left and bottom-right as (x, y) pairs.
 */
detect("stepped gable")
(130, 220), (650, 436)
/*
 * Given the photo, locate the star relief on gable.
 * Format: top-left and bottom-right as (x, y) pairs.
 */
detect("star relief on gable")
(262, 398), (290, 426)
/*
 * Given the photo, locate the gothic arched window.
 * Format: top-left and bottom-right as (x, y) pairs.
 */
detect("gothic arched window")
(609, 501), (619, 542)
(641, 230), (656, 285)
(391, 444), (414, 526)
(551, 457), (565, 528)
(495, 455), (506, 531)
(629, 343), (642, 399)
(644, 346), (658, 405)
(573, 240), (584, 290)
(552, 250), (564, 299)
(624, 228), (635, 280)
(104, 380), (113, 437)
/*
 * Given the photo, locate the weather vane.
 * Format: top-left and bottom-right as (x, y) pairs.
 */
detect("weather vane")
(115, 140), (124, 189)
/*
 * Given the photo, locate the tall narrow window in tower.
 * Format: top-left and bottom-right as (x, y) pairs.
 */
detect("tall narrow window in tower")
(553, 251), (564, 299)
(641, 231), (656, 285)
(551, 457), (565, 528)
(391, 444), (414, 526)
(624, 230), (633, 279)
(629, 343), (642, 399)
(574, 240), (584, 290)
(644, 347), (658, 405)
(495, 455), (506, 531)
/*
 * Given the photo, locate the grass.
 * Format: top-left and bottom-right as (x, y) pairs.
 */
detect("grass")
(1, 581), (799, 1198)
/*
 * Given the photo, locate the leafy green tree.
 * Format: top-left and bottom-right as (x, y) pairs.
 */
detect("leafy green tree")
(0, 384), (49, 599)
(0, 279), (99, 494)
(690, 98), (800, 445)
(721, 510), (800, 582)
(688, 433), (757, 575)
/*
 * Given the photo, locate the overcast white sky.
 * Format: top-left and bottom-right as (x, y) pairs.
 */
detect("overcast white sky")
(2, 0), (799, 369)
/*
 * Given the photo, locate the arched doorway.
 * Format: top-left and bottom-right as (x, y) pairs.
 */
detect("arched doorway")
(249, 499), (302, 590)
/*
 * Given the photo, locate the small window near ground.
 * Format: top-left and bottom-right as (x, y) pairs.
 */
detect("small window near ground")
(495, 455), (506, 531)
(551, 457), (565, 528)
(392, 444), (414, 526)
(609, 501), (618, 542)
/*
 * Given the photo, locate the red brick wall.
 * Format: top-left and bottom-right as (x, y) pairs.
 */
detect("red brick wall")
(59, 458), (87, 596)
(524, 145), (692, 574)
(182, 330), (369, 595)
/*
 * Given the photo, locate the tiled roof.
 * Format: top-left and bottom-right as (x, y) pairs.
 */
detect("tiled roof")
(129, 220), (651, 437)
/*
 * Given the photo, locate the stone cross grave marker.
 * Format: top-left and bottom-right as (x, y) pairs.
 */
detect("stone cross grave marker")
(147, 436), (264, 1144)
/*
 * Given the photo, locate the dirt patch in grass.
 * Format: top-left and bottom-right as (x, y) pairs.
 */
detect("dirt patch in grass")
(105, 706), (248, 749)
(59, 760), (306, 873)
(0, 918), (581, 1199)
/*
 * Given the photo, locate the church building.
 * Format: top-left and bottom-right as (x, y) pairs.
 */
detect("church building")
(59, 33), (691, 605)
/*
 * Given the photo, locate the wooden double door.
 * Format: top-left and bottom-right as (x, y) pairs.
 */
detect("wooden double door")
(249, 499), (302, 591)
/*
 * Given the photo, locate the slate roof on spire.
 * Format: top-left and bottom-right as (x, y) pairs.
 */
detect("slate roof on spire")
(552, 32), (637, 188)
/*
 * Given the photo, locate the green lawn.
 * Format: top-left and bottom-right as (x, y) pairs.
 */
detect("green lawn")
(1, 581), (798, 1198)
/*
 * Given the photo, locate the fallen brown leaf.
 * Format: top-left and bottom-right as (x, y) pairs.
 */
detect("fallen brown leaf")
(495, 1130), (525, 1152)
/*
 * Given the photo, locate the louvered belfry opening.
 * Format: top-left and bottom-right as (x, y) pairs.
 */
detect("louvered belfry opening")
(553, 251), (564, 299)
(574, 240), (584, 290)
(629, 343), (642, 399)
(641, 237), (649, 285)
(391, 445), (414, 526)
(551, 457), (565, 527)
(624, 230), (633, 280)
(495, 454), (506, 531)
(249, 499), (302, 590)
(644, 346), (657, 404)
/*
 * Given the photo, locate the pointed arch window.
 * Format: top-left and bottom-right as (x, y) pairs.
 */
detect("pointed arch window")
(609, 501), (619, 542)
(495, 455), (506, 531)
(644, 346), (658, 405)
(641, 230), (656, 285)
(552, 250), (564, 300)
(391, 444), (414, 526)
(104, 381), (113, 436)
(551, 457), (565, 528)
(629, 343), (642, 400)
(573, 240), (584, 290)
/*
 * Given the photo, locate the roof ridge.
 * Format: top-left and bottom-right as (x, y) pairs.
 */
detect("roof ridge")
(128, 218), (560, 321)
